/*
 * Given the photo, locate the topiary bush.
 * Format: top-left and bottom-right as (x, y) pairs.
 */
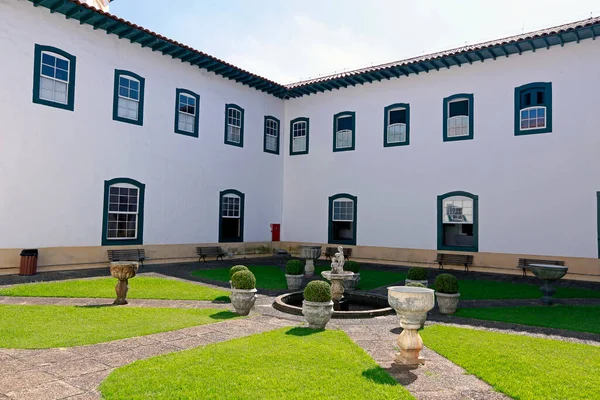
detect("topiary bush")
(303, 281), (332, 302)
(231, 270), (256, 290)
(434, 273), (459, 294)
(286, 260), (304, 275)
(406, 282), (426, 288)
(344, 261), (360, 273)
(407, 267), (428, 281)
(229, 265), (249, 280)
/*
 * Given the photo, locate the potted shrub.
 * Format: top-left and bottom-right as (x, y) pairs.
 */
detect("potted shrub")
(343, 260), (360, 290)
(229, 265), (249, 288)
(302, 281), (334, 329)
(285, 260), (304, 290)
(434, 273), (460, 314)
(406, 267), (428, 287)
(230, 269), (257, 316)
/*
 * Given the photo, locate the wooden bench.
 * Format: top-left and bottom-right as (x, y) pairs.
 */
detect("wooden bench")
(197, 246), (227, 262)
(436, 253), (474, 272)
(518, 258), (565, 277)
(107, 249), (146, 266)
(324, 247), (352, 261)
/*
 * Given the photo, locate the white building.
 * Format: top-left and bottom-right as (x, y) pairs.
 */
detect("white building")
(1, 0), (599, 281)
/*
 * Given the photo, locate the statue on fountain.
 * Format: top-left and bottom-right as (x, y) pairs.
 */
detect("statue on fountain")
(331, 246), (345, 274)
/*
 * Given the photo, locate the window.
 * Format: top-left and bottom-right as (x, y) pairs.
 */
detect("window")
(33, 44), (76, 111)
(328, 193), (357, 245)
(384, 103), (410, 147)
(224, 104), (244, 147)
(290, 117), (309, 155)
(219, 190), (245, 243)
(102, 178), (145, 246)
(443, 94), (474, 142)
(437, 191), (478, 252)
(514, 82), (552, 136)
(263, 116), (280, 154)
(174, 89), (200, 137)
(333, 112), (356, 152)
(113, 70), (145, 126)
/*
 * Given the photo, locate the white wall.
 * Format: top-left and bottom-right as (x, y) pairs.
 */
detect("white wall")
(282, 39), (600, 258)
(0, 1), (284, 248)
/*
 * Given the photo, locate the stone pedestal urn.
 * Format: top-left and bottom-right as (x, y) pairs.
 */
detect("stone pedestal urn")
(388, 286), (435, 365)
(299, 245), (322, 277)
(109, 262), (139, 305)
(322, 271), (353, 301)
(230, 288), (257, 316)
(285, 274), (304, 291)
(528, 264), (569, 305)
(302, 300), (334, 329)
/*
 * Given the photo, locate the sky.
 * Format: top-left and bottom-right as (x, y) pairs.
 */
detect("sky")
(110, 0), (600, 85)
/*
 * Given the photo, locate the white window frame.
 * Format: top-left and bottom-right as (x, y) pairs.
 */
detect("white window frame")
(447, 98), (470, 138)
(107, 183), (140, 240)
(227, 108), (242, 144)
(386, 107), (407, 144)
(178, 93), (196, 134)
(335, 115), (353, 149)
(39, 51), (70, 105)
(222, 194), (241, 219)
(332, 198), (354, 222)
(265, 118), (278, 152)
(117, 75), (140, 121)
(519, 106), (546, 131)
(442, 196), (473, 225)
(292, 121), (307, 153)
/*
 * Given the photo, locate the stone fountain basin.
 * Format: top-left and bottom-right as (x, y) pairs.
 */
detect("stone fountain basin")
(321, 271), (353, 280)
(528, 264), (568, 280)
(299, 245), (322, 259)
(109, 262), (139, 280)
(388, 286), (435, 314)
(273, 291), (393, 318)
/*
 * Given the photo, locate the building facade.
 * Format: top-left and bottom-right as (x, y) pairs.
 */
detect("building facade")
(1, 0), (599, 280)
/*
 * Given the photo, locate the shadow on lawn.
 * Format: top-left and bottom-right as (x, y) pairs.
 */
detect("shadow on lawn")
(208, 311), (239, 320)
(361, 367), (399, 386)
(284, 327), (323, 336)
(212, 295), (231, 303)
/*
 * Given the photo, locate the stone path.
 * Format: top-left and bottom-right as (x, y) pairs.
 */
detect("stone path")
(0, 296), (231, 309)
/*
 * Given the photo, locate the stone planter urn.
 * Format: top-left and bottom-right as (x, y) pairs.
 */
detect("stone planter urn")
(528, 264), (569, 305)
(230, 288), (257, 316)
(302, 300), (334, 329)
(405, 279), (428, 287)
(299, 245), (322, 277)
(285, 274), (303, 291)
(388, 286), (435, 365)
(109, 262), (139, 305)
(343, 273), (360, 290)
(436, 292), (460, 314)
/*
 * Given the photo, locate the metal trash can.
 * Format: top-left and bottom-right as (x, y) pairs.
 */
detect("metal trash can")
(19, 249), (38, 276)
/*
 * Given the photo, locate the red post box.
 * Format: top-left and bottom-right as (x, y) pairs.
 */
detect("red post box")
(270, 223), (280, 242)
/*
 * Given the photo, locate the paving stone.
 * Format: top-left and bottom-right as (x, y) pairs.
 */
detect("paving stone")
(6, 380), (83, 400)
(0, 370), (57, 394)
(62, 392), (101, 400)
(42, 358), (110, 379)
(166, 334), (216, 350)
(64, 369), (112, 392)
(146, 330), (191, 343)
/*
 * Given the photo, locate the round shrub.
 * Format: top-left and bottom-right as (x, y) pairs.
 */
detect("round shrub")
(407, 267), (428, 281)
(231, 270), (256, 290)
(406, 282), (426, 288)
(303, 281), (332, 302)
(286, 260), (304, 275)
(434, 273), (459, 294)
(344, 261), (360, 273)
(229, 265), (249, 280)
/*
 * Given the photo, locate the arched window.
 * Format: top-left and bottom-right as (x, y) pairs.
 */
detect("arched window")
(328, 194), (357, 245)
(113, 70), (145, 126)
(443, 94), (474, 141)
(437, 191), (478, 252)
(33, 44), (77, 111)
(175, 88), (200, 137)
(219, 190), (245, 243)
(264, 116), (280, 154)
(224, 104), (244, 147)
(333, 111), (355, 152)
(384, 103), (410, 147)
(102, 178), (145, 246)
(290, 117), (309, 155)
(514, 82), (552, 136)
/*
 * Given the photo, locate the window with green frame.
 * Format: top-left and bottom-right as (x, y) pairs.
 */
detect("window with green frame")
(113, 70), (145, 126)
(333, 111), (355, 152)
(32, 44), (77, 111)
(514, 82), (552, 136)
(219, 189), (245, 243)
(443, 94), (474, 142)
(174, 88), (200, 137)
(102, 178), (145, 246)
(290, 117), (309, 155)
(263, 116), (280, 154)
(384, 103), (410, 147)
(328, 193), (357, 245)
(437, 191), (478, 252)
(224, 104), (244, 147)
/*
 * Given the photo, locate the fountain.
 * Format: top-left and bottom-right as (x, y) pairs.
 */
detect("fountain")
(388, 286), (435, 365)
(321, 246), (354, 311)
(528, 263), (569, 305)
(109, 262), (139, 305)
(299, 245), (322, 277)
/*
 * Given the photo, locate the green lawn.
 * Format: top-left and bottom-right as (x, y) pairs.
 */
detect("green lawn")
(192, 265), (406, 291)
(0, 277), (230, 302)
(421, 325), (600, 400)
(100, 327), (413, 400)
(455, 305), (600, 334)
(0, 305), (239, 349)
(458, 279), (600, 300)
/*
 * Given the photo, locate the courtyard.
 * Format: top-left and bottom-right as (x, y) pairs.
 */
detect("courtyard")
(0, 257), (599, 400)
